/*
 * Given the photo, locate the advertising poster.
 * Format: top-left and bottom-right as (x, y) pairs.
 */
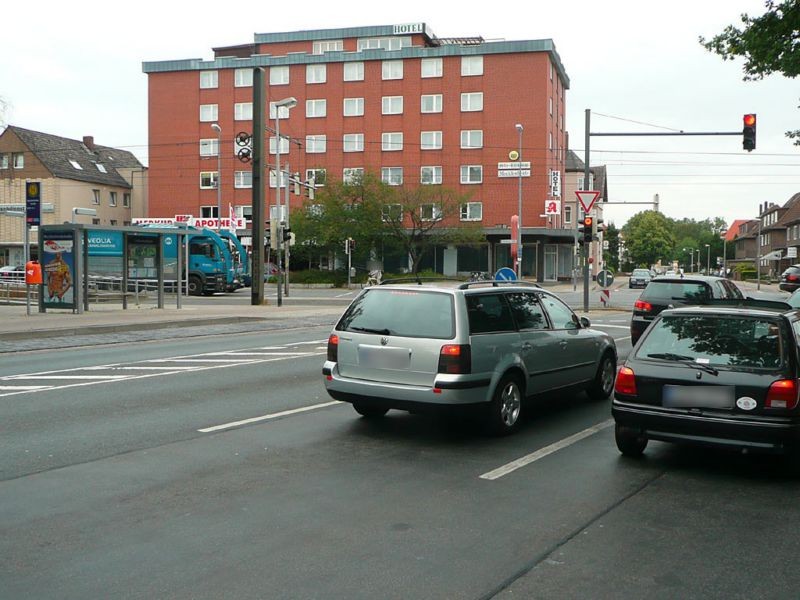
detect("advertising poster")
(42, 231), (75, 309)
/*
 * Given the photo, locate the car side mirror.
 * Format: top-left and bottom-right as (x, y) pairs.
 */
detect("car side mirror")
(579, 316), (591, 328)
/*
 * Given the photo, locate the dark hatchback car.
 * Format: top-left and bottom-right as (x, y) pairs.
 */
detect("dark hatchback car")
(628, 268), (652, 289)
(614, 300), (800, 458)
(630, 275), (743, 346)
(779, 264), (800, 292)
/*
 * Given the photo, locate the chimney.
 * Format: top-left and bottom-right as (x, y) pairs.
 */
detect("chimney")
(83, 136), (95, 150)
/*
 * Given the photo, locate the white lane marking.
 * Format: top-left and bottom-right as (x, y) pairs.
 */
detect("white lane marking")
(148, 358), (263, 363)
(615, 336), (632, 342)
(592, 324), (630, 330)
(198, 400), (342, 433)
(287, 339), (329, 346)
(335, 292), (354, 298)
(100, 366), (202, 371)
(479, 419), (614, 480)
(0, 385), (52, 390)
(10, 375), (132, 380)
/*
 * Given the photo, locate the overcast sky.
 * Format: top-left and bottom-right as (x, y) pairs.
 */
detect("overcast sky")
(2, 0), (798, 228)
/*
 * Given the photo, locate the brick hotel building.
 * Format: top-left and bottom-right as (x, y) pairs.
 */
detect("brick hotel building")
(143, 23), (575, 279)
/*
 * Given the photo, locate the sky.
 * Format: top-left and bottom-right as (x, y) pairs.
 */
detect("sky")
(2, 0), (798, 229)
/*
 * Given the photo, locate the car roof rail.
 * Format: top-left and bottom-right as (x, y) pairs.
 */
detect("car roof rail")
(457, 279), (542, 290)
(379, 276), (462, 286)
(698, 297), (794, 311)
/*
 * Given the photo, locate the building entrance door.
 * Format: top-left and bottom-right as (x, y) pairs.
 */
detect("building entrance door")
(544, 244), (558, 281)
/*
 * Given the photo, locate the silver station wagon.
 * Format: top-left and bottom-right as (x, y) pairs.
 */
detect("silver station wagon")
(323, 281), (617, 434)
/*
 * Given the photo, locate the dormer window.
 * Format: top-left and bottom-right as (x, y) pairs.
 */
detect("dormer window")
(96, 163), (107, 173)
(69, 160), (83, 170)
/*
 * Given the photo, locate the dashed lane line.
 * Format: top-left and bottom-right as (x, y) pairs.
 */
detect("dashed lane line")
(198, 401), (343, 433)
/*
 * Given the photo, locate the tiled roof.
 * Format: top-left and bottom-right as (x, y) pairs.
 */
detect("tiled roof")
(725, 219), (749, 241)
(565, 150), (584, 172)
(5, 126), (141, 188)
(776, 193), (800, 227)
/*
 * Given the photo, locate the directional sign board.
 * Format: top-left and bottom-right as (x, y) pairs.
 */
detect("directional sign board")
(495, 267), (517, 281)
(575, 190), (601, 214)
(26, 181), (41, 226)
(597, 270), (614, 288)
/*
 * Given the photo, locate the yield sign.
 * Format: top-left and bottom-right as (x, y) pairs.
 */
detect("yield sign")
(575, 190), (600, 213)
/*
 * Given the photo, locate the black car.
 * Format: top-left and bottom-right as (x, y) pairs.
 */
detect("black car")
(614, 299), (800, 458)
(630, 275), (743, 346)
(779, 264), (800, 292)
(628, 268), (652, 289)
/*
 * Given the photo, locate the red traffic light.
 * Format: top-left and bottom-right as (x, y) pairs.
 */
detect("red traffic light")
(583, 216), (593, 227)
(743, 114), (756, 127)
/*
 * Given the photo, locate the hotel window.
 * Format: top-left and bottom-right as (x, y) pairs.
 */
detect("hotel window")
(235, 68), (253, 87)
(343, 62), (364, 81)
(420, 204), (442, 221)
(421, 57), (442, 78)
(420, 131), (442, 150)
(123, 193), (131, 208)
(306, 99), (327, 118)
(269, 136), (289, 155)
(109, 191), (118, 207)
(200, 139), (219, 157)
(382, 132), (403, 151)
(460, 165), (483, 184)
(234, 171), (253, 188)
(343, 168), (364, 184)
(564, 206), (572, 225)
(92, 189), (100, 205)
(234, 102), (253, 120)
(357, 37), (410, 51)
(420, 94), (442, 113)
(461, 56), (483, 76)
(269, 170), (289, 189)
(200, 104), (218, 122)
(270, 66), (289, 85)
(382, 204), (403, 221)
(0, 153), (8, 169)
(313, 40), (343, 54)
(200, 172), (218, 189)
(420, 166), (442, 185)
(343, 134), (364, 152)
(461, 93), (483, 112)
(306, 64), (326, 84)
(460, 202), (483, 221)
(269, 102), (291, 119)
(343, 97), (364, 116)
(382, 60), (403, 80)
(306, 168), (327, 186)
(381, 167), (403, 186)
(461, 130), (483, 149)
(382, 96), (403, 115)
(305, 135), (327, 154)
(200, 70), (218, 89)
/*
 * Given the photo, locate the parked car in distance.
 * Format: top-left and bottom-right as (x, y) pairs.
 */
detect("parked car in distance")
(0, 265), (25, 280)
(613, 299), (800, 459)
(630, 275), (744, 346)
(628, 268), (653, 289)
(323, 280), (617, 435)
(779, 264), (800, 292)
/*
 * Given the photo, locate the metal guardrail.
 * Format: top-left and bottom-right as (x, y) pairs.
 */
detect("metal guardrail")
(0, 276), (183, 306)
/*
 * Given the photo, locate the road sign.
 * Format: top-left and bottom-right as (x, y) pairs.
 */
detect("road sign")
(498, 169), (530, 178)
(549, 169), (561, 197)
(26, 182), (41, 226)
(597, 269), (614, 288)
(495, 267), (517, 281)
(545, 200), (561, 215)
(789, 247), (798, 258)
(575, 190), (601, 213)
(498, 161), (531, 170)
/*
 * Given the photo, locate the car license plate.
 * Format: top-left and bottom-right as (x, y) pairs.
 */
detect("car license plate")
(662, 385), (734, 409)
(358, 345), (411, 370)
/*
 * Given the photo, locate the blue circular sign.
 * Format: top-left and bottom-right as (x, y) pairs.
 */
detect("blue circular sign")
(495, 267), (517, 281)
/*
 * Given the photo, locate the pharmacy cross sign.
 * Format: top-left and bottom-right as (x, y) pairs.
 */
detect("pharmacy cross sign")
(575, 190), (601, 214)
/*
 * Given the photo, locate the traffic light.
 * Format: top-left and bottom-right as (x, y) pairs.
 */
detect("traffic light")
(293, 172), (301, 195)
(282, 226), (292, 242)
(581, 216), (594, 243)
(743, 114), (757, 152)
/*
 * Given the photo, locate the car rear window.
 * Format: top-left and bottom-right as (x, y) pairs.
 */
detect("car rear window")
(636, 314), (785, 369)
(632, 270), (650, 277)
(336, 289), (455, 339)
(640, 281), (710, 303)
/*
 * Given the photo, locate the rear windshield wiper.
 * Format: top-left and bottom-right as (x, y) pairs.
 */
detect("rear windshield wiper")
(349, 326), (393, 335)
(646, 352), (719, 376)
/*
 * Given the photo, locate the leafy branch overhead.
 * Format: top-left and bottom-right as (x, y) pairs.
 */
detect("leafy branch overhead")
(699, 0), (800, 145)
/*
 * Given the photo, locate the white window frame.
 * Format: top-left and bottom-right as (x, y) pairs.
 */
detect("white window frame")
(200, 70), (218, 89)
(564, 205), (572, 225)
(92, 189), (100, 205)
(12, 153), (24, 168)
(381, 167), (403, 186)
(234, 171), (253, 188)
(460, 202), (483, 221)
(306, 99), (327, 118)
(200, 139), (219, 157)
(460, 130), (483, 149)
(306, 64), (327, 84)
(382, 60), (403, 80)
(305, 168), (327, 187)
(420, 203), (443, 222)
(313, 40), (343, 54)
(382, 132), (403, 151)
(460, 92), (483, 112)
(0, 154), (8, 169)
(343, 168), (364, 184)
(382, 204), (403, 222)
(270, 66), (289, 85)
(343, 97), (364, 117)
(305, 135), (327, 154)
(420, 131), (442, 150)
(234, 102), (253, 121)
(421, 57), (442, 78)
(420, 94), (442, 113)
(343, 62), (364, 81)
(123, 193), (131, 208)
(460, 165), (483, 184)
(357, 37), (410, 51)
(343, 134), (364, 153)
(269, 170), (289, 189)
(420, 166), (442, 185)
(269, 136), (290, 155)
(235, 68), (253, 87)
(109, 191), (117, 207)
(200, 104), (218, 122)
(382, 96), (403, 115)
(269, 102), (291, 119)
(461, 56), (484, 76)
(200, 172), (218, 189)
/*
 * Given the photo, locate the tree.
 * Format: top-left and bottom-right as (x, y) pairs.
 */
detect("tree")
(700, 0), (800, 144)
(621, 211), (675, 268)
(603, 222), (621, 272)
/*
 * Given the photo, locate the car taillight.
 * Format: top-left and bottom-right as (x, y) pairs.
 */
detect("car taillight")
(327, 334), (339, 362)
(634, 300), (652, 313)
(789, 274), (800, 282)
(615, 366), (637, 396)
(438, 344), (471, 374)
(765, 379), (799, 409)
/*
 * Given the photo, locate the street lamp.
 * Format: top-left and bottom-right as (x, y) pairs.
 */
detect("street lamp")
(273, 97), (297, 307)
(682, 247), (694, 273)
(211, 123), (222, 230)
(705, 243), (711, 274)
(515, 123), (523, 278)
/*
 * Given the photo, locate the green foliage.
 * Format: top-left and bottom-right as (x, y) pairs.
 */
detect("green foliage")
(700, 0), (800, 145)
(621, 211), (676, 268)
(603, 222), (621, 271)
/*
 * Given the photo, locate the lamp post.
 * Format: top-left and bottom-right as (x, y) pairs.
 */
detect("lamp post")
(211, 123), (222, 229)
(682, 247), (694, 273)
(705, 243), (711, 274)
(515, 123), (523, 278)
(273, 97), (297, 307)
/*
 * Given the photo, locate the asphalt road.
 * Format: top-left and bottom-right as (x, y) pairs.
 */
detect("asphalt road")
(2, 316), (799, 599)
